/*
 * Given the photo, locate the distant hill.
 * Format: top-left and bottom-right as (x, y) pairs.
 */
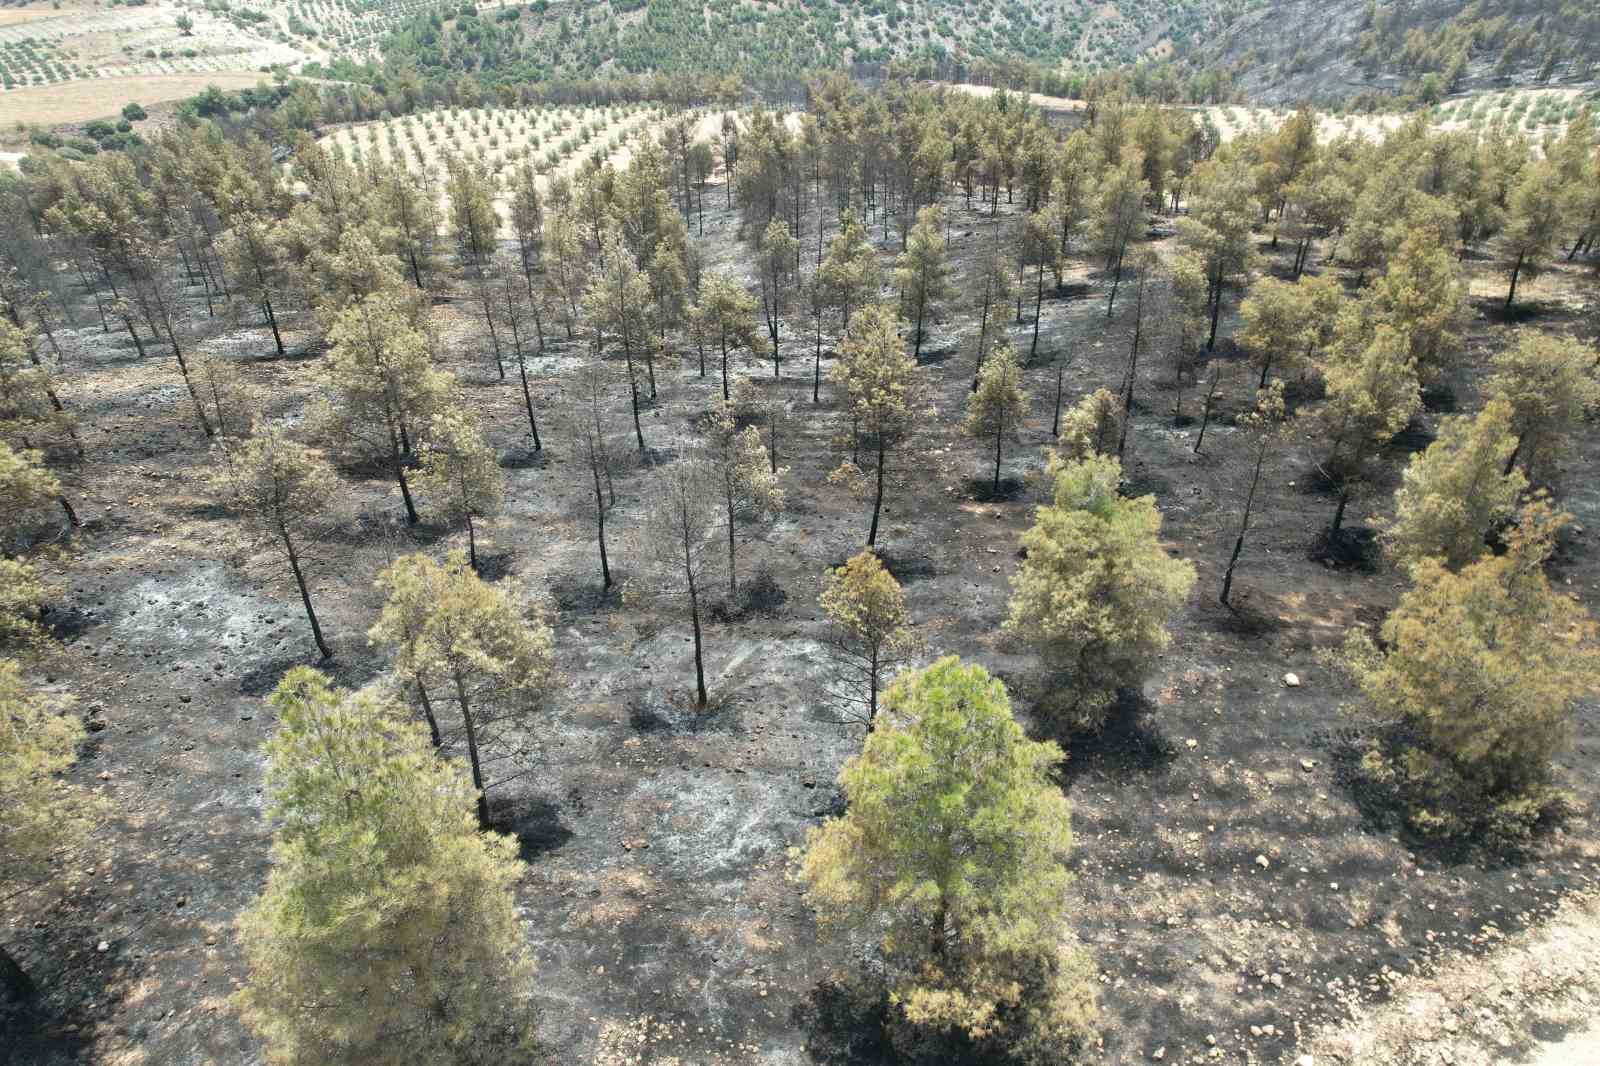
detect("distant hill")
(371, 0), (1233, 92)
(1171, 0), (1600, 107)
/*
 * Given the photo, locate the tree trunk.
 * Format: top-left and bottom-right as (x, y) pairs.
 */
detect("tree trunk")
(687, 577), (707, 708)
(517, 356), (542, 450)
(1030, 262), (1044, 361)
(263, 296), (285, 356)
(417, 680), (442, 747)
(466, 512), (478, 572)
(1195, 363), (1221, 453)
(1330, 484), (1350, 533)
(992, 412), (1004, 495)
(1505, 251), (1524, 311)
(390, 426), (420, 524)
(720, 335), (731, 401)
(1052, 356), (1066, 437)
(867, 433), (886, 546)
(592, 461), (612, 589)
(452, 670), (490, 828)
(282, 528), (331, 660)
(726, 487), (738, 597)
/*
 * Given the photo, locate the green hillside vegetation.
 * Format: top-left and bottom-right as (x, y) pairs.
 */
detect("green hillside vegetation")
(355, 0), (1238, 94)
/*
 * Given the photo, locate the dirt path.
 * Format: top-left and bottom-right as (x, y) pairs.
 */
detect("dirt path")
(1301, 891), (1600, 1066)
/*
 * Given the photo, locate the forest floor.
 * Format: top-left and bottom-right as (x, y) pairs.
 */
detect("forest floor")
(2, 178), (1600, 1066)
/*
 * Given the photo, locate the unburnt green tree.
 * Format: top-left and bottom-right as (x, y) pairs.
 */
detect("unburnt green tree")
(1496, 159), (1565, 311)
(0, 659), (104, 1001)
(417, 407), (502, 572)
(369, 551), (555, 826)
(798, 656), (1097, 1061)
(1340, 500), (1600, 846)
(818, 549), (915, 730)
(694, 270), (760, 403)
(322, 288), (452, 525)
(832, 302), (920, 548)
(1482, 331), (1598, 485)
(894, 204), (951, 361)
(233, 668), (537, 1064)
(964, 342), (1028, 495)
(1383, 399), (1525, 573)
(757, 217), (799, 375)
(1321, 321), (1422, 532)
(1004, 453), (1196, 730)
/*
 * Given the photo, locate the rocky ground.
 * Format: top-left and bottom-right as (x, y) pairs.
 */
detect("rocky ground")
(3, 178), (1599, 1066)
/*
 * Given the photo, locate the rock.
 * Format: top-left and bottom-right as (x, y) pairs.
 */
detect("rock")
(1185, 738), (1198, 749)
(1300, 759), (1316, 772)
(1255, 854), (1271, 869)
(96, 940), (109, 952)
(1250, 1026), (1263, 1038)
(1283, 672), (1301, 687)
(1205, 1034), (1217, 1047)
(1262, 1024), (1276, 1037)
(1152, 1047), (1166, 1061)
(1296, 1057), (1315, 1066)
(1269, 972), (1284, 988)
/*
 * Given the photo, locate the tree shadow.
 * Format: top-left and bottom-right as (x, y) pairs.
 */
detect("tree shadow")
(791, 977), (895, 1066)
(490, 793), (574, 862)
(965, 476), (1025, 502)
(1058, 691), (1177, 790)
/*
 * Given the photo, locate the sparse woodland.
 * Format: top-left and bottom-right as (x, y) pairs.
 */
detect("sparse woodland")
(2, 69), (1600, 1066)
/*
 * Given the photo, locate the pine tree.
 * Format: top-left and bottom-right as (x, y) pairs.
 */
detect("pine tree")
(965, 341), (1028, 495)
(217, 427), (339, 660)
(893, 204), (951, 361)
(798, 656), (1096, 1059)
(1365, 228), (1465, 384)
(969, 224), (1017, 392)
(1496, 159), (1565, 311)
(233, 668), (538, 1064)
(757, 217), (799, 376)
(1236, 277), (1315, 390)
(693, 270), (759, 403)
(0, 441), (57, 651)
(417, 407), (503, 572)
(322, 288), (451, 525)
(701, 401), (786, 597)
(1383, 399), (1525, 573)
(0, 659), (103, 1001)
(584, 230), (653, 454)
(1092, 154), (1149, 316)
(1004, 453), (1196, 729)
(819, 209), (879, 329)
(818, 549), (915, 730)
(1321, 321), (1421, 532)
(629, 458), (721, 708)
(369, 551), (555, 826)
(1341, 501), (1600, 845)
(831, 302), (920, 547)
(1483, 331), (1598, 485)
(1220, 382), (1287, 607)
(1055, 388), (1121, 461)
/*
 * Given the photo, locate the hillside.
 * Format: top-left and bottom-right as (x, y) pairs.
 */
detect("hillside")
(1173, 0), (1600, 106)
(368, 0), (1233, 92)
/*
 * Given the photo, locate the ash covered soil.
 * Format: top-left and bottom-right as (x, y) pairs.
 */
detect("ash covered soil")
(6, 185), (1600, 1066)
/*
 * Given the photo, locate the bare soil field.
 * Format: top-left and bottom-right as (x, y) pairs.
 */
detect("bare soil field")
(2, 172), (1599, 1066)
(0, 71), (270, 129)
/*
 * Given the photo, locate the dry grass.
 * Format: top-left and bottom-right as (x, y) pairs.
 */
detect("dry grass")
(0, 71), (268, 129)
